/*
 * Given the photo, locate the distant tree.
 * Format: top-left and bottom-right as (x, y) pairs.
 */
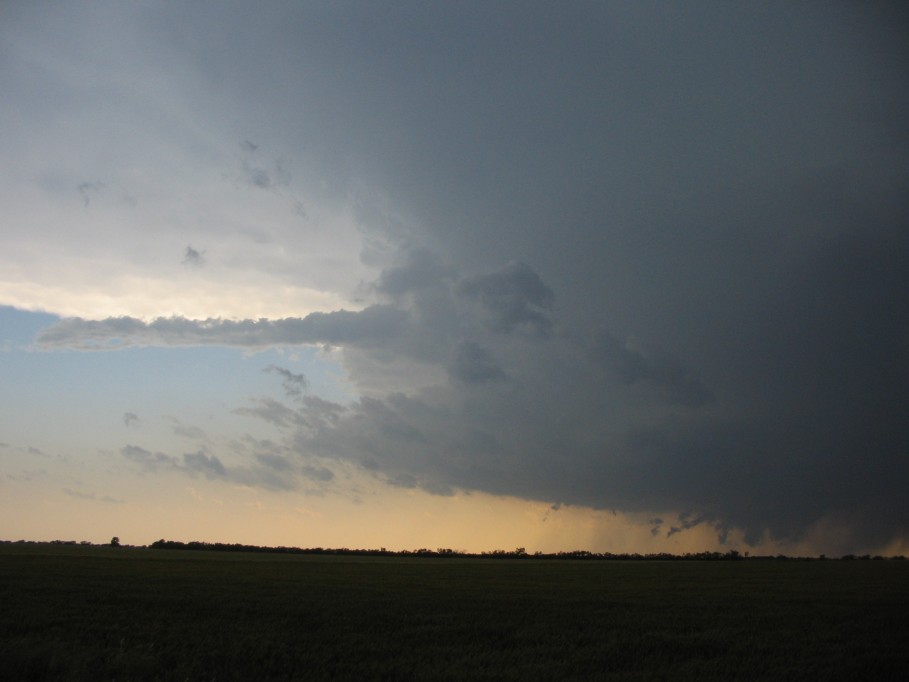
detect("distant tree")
(110, 536), (120, 547)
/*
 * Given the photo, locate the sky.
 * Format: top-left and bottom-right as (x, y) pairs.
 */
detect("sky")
(1, 1), (908, 556)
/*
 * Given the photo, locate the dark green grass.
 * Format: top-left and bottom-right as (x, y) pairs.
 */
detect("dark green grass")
(1, 545), (907, 680)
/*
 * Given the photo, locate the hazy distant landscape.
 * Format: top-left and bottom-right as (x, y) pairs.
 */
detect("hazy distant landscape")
(2, 542), (907, 680)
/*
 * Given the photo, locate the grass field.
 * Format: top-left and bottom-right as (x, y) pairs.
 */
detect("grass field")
(1, 544), (907, 680)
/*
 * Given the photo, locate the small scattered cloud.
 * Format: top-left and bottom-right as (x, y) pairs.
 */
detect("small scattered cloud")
(241, 160), (273, 188)
(62, 488), (95, 501)
(121, 444), (179, 471)
(119, 441), (324, 493)
(183, 450), (227, 479)
(233, 141), (307, 216)
(62, 488), (124, 504)
(183, 245), (205, 266)
(234, 397), (304, 430)
(256, 452), (292, 471)
(76, 181), (105, 207)
(123, 412), (140, 427)
(265, 365), (308, 398)
(301, 465), (334, 482)
(167, 417), (207, 441)
(237, 145), (291, 191)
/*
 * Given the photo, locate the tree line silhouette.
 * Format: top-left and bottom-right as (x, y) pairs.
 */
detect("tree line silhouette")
(3, 539), (904, 560)
(144, 539), (906, 561)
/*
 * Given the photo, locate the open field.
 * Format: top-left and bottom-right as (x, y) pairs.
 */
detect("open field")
(1, 544), (907, 680)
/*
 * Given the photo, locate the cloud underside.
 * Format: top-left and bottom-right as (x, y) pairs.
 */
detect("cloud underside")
(49, 238), (909, 552)
(37, 305), (408, 350)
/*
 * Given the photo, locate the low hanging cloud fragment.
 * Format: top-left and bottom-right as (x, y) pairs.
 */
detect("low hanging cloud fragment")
(666, 511), (714, 539)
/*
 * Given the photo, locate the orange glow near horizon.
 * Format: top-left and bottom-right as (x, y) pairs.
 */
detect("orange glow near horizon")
(2, 471), (903, 558)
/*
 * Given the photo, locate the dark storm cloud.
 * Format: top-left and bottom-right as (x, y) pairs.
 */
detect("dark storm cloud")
(33, 2), (909, 552)
(239, 228), (907, 551)
(56, 228), (909, 552)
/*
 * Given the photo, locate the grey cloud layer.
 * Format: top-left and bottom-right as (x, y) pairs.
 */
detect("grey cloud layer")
(17, 2), (909, 552)
(37, 305), (408, 350)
